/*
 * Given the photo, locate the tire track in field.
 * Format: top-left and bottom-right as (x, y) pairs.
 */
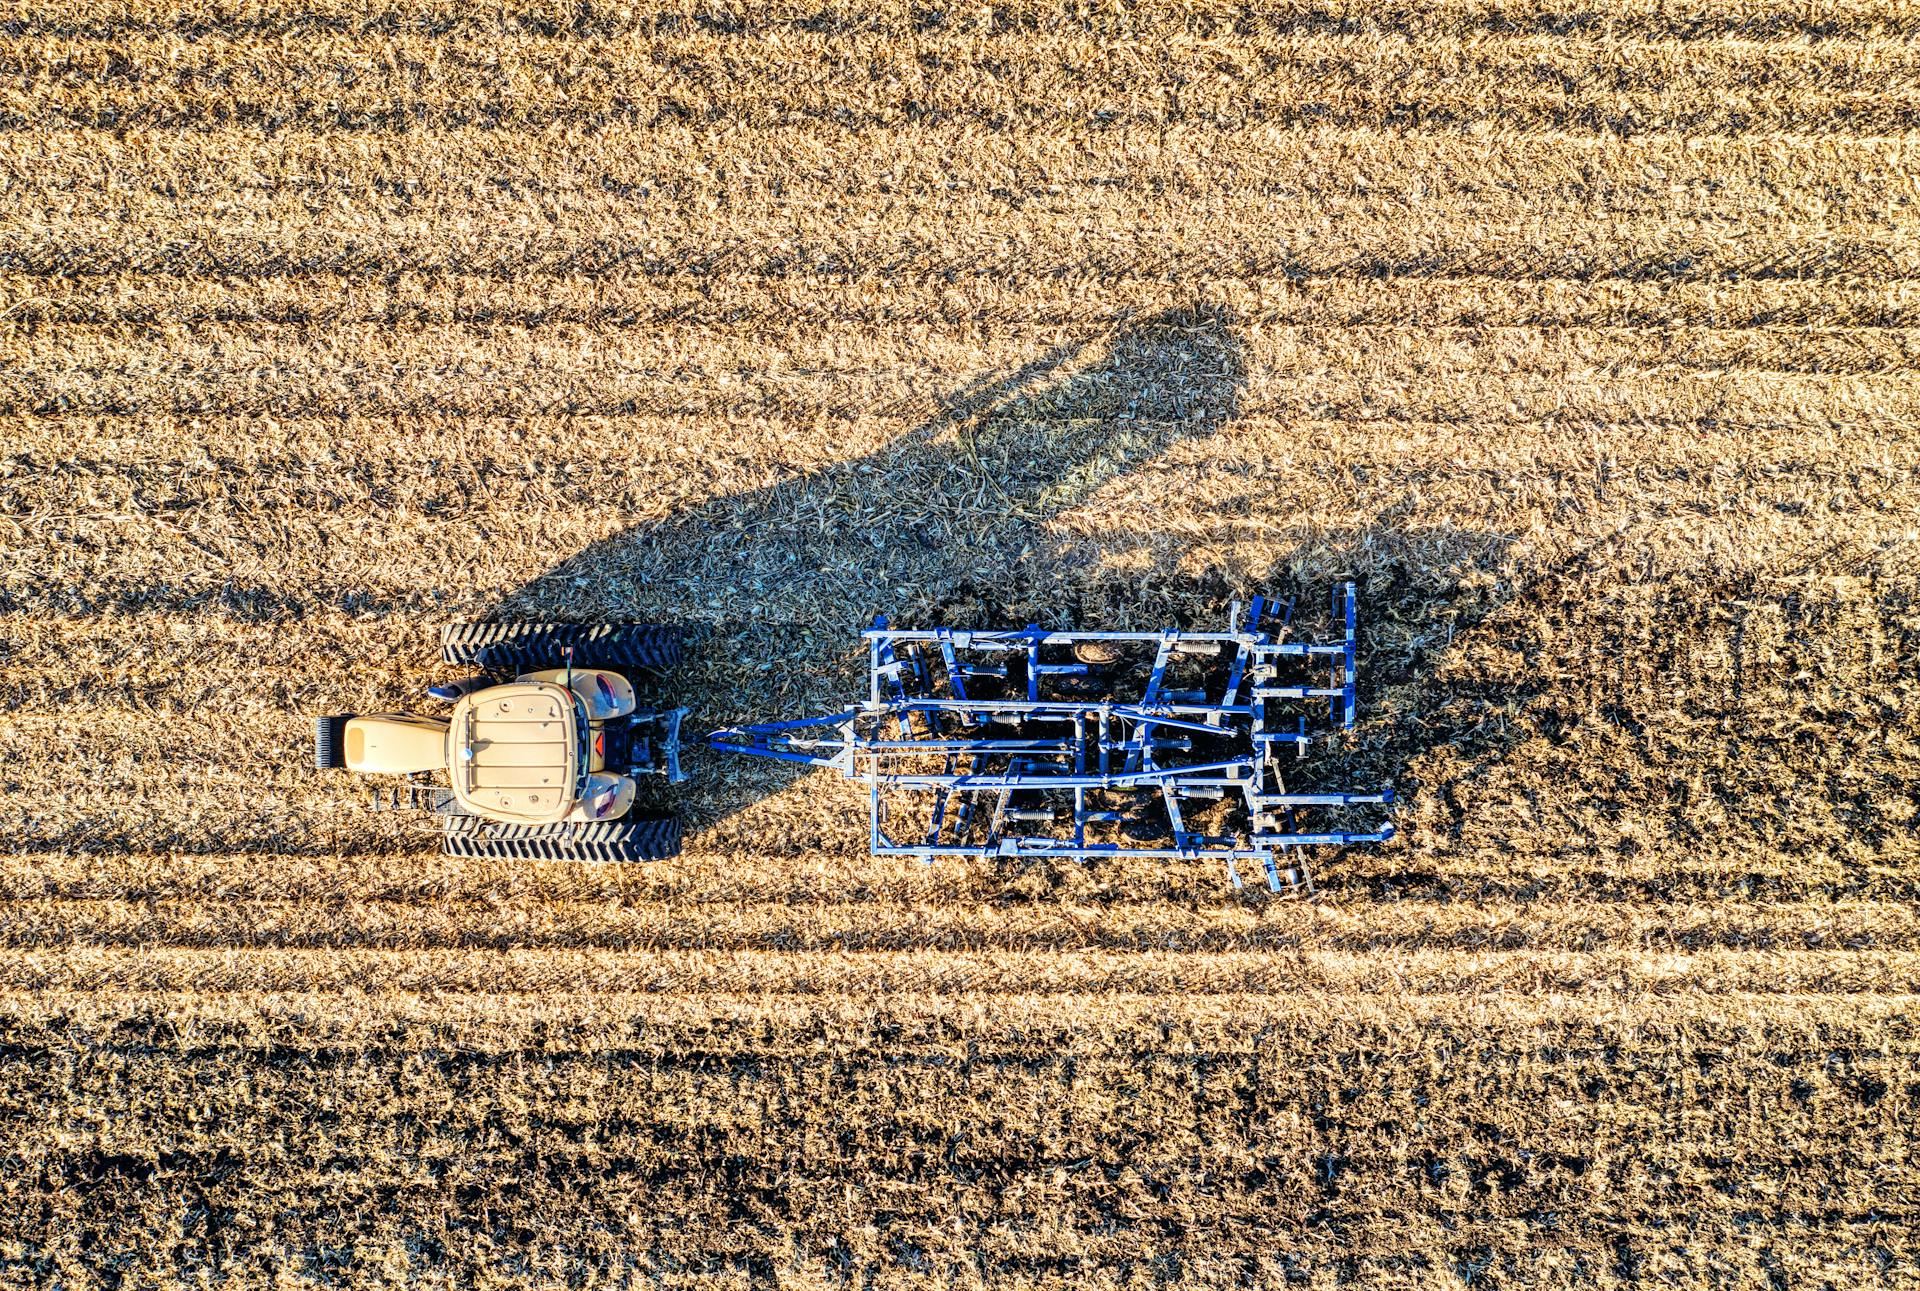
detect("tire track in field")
(5, 234), (1913, 283)
(8, 29), (1919, 139)
(4, 946), (1919, 997)
(5, 883), (1918, 949)
(6, 273), (1915, 330)
(7, 0), (1915, 43)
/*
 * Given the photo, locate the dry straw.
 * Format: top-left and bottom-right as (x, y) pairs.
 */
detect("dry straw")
(2, 0), (1918, 1282)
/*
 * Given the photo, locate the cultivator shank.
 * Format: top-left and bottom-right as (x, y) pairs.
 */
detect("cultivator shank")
(712, 585), (1394, 892)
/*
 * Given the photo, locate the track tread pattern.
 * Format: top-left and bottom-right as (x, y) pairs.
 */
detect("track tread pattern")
(439, 622), (684, 672)
(314, 715), (352, 770)
(441, 815), (682, 861)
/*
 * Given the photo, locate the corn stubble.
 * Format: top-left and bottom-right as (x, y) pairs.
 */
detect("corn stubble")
(3, 0), (1919, 1285)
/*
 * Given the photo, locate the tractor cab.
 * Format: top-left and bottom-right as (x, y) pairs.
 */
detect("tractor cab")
(314, 621), (688, 861)
(448, 673), (644, 825)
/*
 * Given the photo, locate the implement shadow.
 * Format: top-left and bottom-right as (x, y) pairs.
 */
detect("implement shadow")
(484, 304), (1251, 830)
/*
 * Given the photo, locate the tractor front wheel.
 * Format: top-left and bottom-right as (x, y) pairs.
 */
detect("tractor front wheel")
(314, 715), (354, 770)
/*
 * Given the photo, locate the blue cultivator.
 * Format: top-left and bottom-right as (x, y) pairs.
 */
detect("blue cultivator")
(710, 585), (1394, 893)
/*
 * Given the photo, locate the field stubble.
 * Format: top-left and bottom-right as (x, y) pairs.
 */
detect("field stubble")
(2, 0), (1920, 1285)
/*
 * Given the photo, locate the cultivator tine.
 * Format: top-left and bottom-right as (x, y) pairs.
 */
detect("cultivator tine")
(868, 616), (888, 706)
(952, 760), (981, 842)
(1122, 635), (1178, 775)
(1223, 609), (1258, 706)
(1162, 783), (1186, 849)
(1260, 852), (1312, 896)
(1144, 634), (1175, 701)
(936, 635), (970, 703)
(1338, 581), (1358, 729)
(873, 618), (919, 734)
(985, 787), (1012, 849)
(1243, 595), (1294, 638)
(926, 753), (956, 848)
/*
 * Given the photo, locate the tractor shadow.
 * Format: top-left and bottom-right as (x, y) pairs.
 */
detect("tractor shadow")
(495, 303), (1250, 625)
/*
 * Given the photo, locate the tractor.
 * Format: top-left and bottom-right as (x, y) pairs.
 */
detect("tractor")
(313, 623), (688, 861)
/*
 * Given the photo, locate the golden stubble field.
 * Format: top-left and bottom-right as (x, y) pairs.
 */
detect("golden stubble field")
(3, 0), (1920, 1285)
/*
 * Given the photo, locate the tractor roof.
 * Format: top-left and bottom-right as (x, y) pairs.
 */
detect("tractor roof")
(449, 680), (580, 824)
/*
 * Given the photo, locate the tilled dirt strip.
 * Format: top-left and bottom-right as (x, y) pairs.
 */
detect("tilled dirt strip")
(3, 945), (1919, 997)
(6, 274), (1916, 329)
(9, 129), (1915, 221)
(4, 887), (1920, 951)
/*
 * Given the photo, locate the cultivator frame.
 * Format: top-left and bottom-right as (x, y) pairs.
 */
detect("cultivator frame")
(711, 585), (1393, 893)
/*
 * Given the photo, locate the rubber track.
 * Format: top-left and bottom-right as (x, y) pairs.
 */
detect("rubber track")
(439, 622), (684, 671)
(442, 818), (642, 842)
(441, 816), (682, 861)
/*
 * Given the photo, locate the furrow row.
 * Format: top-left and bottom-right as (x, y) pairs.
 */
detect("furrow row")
(7, 0), (1916, 42)
(7, 127), (1915, 215)
(4, 946), (1919, 997)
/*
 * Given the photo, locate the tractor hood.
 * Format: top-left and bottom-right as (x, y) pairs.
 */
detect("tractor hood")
(344, 715), (451, 776)
(449, 681), (581, 824)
